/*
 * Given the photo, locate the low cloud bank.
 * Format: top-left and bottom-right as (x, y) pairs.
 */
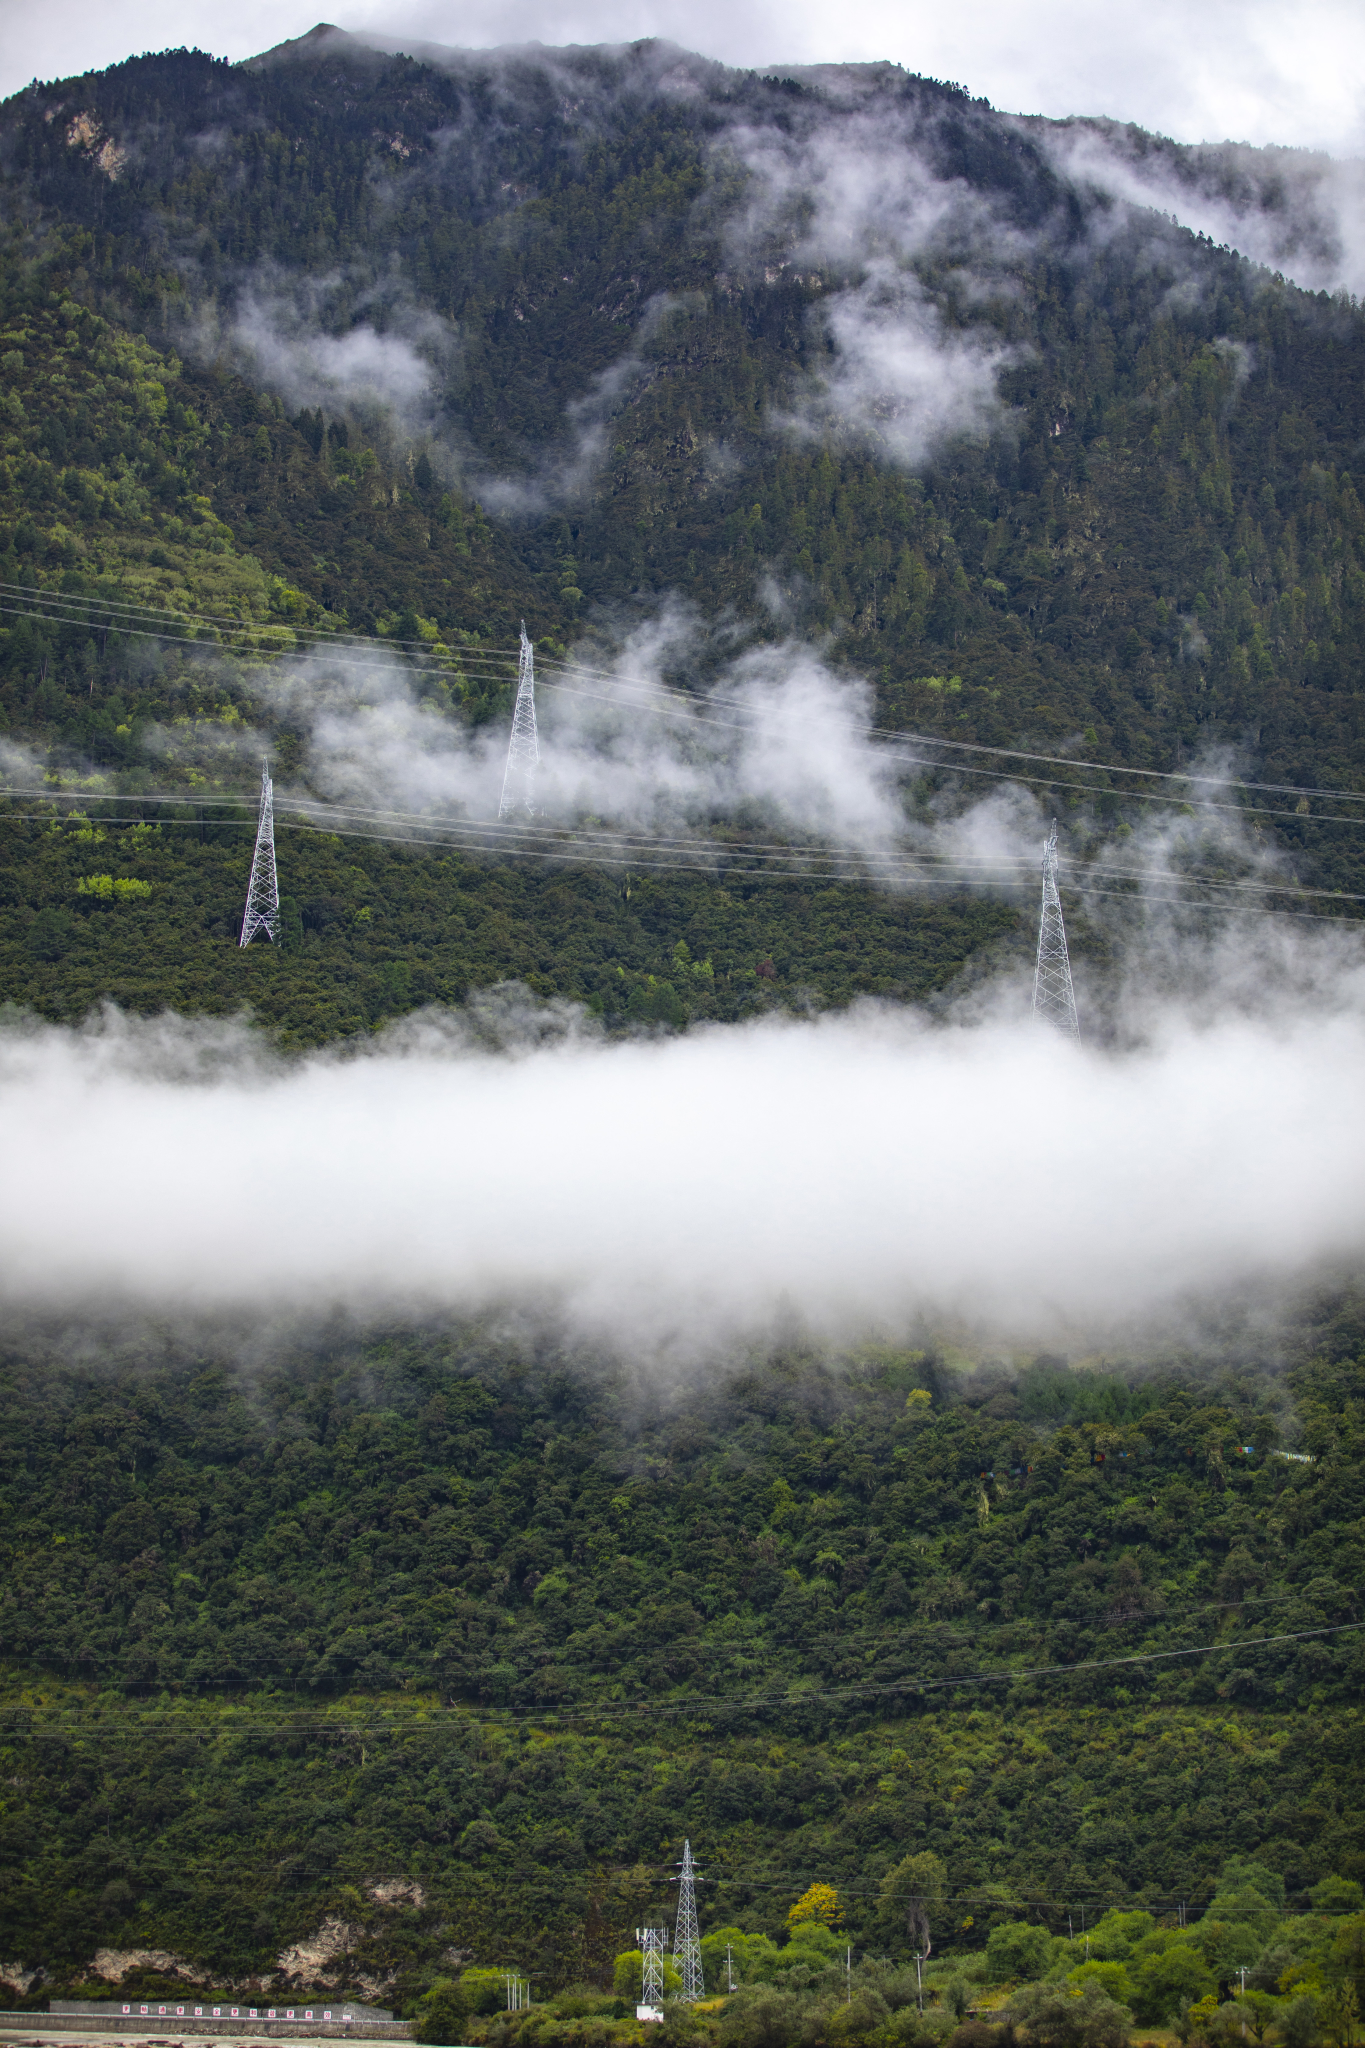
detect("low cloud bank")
(3, 982), (1363, 1350)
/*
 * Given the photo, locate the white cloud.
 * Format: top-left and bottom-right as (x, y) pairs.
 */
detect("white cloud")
(196, 273), (456, 442)
(6, 0), (1363, 158)
(0, 739), (50, 785)
(800, 263), (1014, 465)
(719, 101), (1022, 467)
(2, 978), (1363, 1353)
(253, 615), (916, 853)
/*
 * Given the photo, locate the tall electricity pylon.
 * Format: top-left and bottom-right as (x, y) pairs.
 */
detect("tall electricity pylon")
(239, 759), (280, 947)
(1031, 818), (1079, 1039)
(497, 622), (539, 818)
(672, 1840), (704, 2003)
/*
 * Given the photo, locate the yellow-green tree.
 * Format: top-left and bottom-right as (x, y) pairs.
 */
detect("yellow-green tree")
(788, 1884), (843, 1931)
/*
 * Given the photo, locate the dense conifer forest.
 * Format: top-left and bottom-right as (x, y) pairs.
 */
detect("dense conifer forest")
(0, 30), (1364, 2046)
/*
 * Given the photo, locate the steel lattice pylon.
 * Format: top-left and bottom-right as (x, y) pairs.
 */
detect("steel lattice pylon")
(497, 622), (539, 818)
(1031, 818), (1079, 1038)
(239, 759), (280, 947)
(672, 1840), (704, 2003)
(637, 1926), (666, 2021)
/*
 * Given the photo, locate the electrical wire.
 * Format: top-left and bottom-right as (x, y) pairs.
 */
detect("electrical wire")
(1, 1616), (1358, 1741)
(3, 793), (1362, 920)
(2, 782), (1361, 895)
(6, 573), (1365, 811)
(2, 1581), (1336, 1726)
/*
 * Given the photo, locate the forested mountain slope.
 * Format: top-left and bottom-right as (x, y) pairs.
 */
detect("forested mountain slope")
(0, 34), (1363, 1039)
(2, 36), (1365, 2030)
(0, 1320), (1362, 2006)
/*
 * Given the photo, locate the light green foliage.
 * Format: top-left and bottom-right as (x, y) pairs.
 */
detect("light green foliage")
(1193, 1917), (1273, 1975)
(611, 1953), (682, 2000)
(700, 1930), (781, 1989)
(460, 1970), (514, 2016)
(1328, 1916), (1365, 2004)
(877, 1854), (947, 1958)
(782, 1922), (843, 1967)
(1087, 1913), (1155, 1961)
(1279, 1995), (1323, 2048)
(986, 1922), (1054, 1985)
(1314, 1882), (1365, 1917)
(1069, 1963), (1134, 2007)
(75, 873), (153, 900)
(1127, 1937), (1216, 2023)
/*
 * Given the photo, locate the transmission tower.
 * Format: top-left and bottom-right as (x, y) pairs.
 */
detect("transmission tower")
(636, 1926), (666, 2022)
(497, 622), (539, 818)
(1031, 818), (1079, 1039)
(672, 1840), (704, 2003)
(239, 759), (280, 947)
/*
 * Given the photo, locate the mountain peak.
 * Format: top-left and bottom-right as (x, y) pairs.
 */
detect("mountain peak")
(241, 22), (364, 69)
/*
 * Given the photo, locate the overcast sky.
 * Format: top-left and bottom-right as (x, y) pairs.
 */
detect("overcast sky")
(2, 0), (1362, 152)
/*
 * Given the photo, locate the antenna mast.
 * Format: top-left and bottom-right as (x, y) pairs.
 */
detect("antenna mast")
(636, 1926), (666, 2024)
(1031, 819), (1079, 1038)
(673, 1840), (704, 2003)
(498, 622), (539, 818)
(239, 759), (280, 947)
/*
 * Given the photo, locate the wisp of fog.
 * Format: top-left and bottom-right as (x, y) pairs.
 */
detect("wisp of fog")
(148, 607), (1042, 869)
(3, 969), (1363, 1350)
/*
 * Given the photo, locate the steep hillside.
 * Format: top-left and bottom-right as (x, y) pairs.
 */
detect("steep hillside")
(0, 36), (1363, 1041)
(2, 38), (1365, 2031)
(0, 1320), (1362, 2004)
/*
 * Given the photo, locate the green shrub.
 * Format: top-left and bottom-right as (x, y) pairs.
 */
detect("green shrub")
(1003, 1980), (1132, 2048)
(413, 1980), (471, 2046)
(984, 1923), (1053, 1986)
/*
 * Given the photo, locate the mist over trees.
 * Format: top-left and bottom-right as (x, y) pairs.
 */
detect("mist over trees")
(0, 31), (1363, 2046)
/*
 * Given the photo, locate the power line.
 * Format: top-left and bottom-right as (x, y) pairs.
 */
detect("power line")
(4, 779), (1363, 897)
(6, 573), (1365, 812)
(0, 1581), (1326, 1711)
(3, 797), (1361, 922)
(2, 1617), (1359, 1739)
(532, 651), (1365, 808)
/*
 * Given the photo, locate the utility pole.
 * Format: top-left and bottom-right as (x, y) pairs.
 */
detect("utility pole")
(239, 759), (280, 947)
(498, 622), (539, 819)
(672, 1840), (704, 2002)
(1031, 819), (1080, 1038)
(725, 1944), (736, 1994)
